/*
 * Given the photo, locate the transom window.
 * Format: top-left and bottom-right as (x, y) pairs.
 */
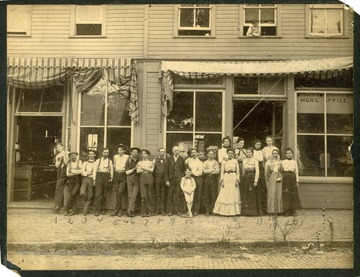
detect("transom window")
(79, 78), (131, 159)
(178, 4), (212, 36)
(7, 5), (32, 36)
(166, 90), (223, 156)
(309, 4), (344, 36)
(72, 5), (106, 36)
(296, 91), (353, 177)
(243, 4), (277, 36)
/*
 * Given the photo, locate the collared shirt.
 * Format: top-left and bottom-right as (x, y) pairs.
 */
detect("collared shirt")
(66, 159), (83, 177)
(262, 146), (279, 162)
(114, 154), (129, 172)
(55, 150), (69, 168)
(203, 159), (220, 175)
(253, 150), (264, 162)
(125, 157), (139, 176)
(153, 156), (166, 176)
(82, 160), (95, 177)
(180, 176), (196, 194)
(137, 160), (154, 174)
(173, 155), (179, 162)
(93, 157), (114, 180)
(185, 157), (203, 176)
(282, 159), (299, 183)
(235, 148), (247, 163)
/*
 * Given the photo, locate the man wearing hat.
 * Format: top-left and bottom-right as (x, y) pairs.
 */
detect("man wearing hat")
(93, 148), (114, 216)
(246, 19), (261, 37)
(125, 147), (140, 217)
(111, 144), (129, 217)
(65, 151), (83, 216)
(80, 149), (96, 216)
(54, 142), (69, 213)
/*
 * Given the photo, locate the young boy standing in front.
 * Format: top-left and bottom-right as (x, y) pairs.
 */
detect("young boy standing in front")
(180, 168), (196, 218)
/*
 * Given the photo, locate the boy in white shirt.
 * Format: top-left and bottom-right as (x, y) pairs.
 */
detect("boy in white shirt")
(181, 168), (196, 218)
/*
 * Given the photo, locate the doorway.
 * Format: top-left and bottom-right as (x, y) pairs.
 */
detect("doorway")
(233, 101), (283, 151)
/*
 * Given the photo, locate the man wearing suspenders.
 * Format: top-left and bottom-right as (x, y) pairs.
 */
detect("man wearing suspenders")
(80, 150), (96, 216)
(93, 148), (114, 216)
(54, 142), (69, 213)
(65, 152), (82, 216)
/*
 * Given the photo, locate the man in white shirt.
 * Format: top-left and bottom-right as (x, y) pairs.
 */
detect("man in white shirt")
(111, 144), (129, 217)
(80, 149), (96, 216)
(203, 150), (220, 215)
(54, 142), (69, 213)
(65, 151), (83, 216)
(93, 148), (114, 216)
(185, 149), (204, 216)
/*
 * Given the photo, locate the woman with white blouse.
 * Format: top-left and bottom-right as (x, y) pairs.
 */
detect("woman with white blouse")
(282, 148), (302, 216)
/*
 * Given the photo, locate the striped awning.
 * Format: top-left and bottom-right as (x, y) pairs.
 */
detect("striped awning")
(7, 57), (139, 124)
(161, 56), (353, 79)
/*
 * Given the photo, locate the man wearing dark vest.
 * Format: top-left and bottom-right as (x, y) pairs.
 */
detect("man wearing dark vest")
(93, 148), (113, 216)
(80, 149), (96, 216)
(125, 147), (140, 217)
(65, 151), (82, 216)
(164, 146), (186, 216)
(53, 142), (69, 213)
(153, 147), (167, 215)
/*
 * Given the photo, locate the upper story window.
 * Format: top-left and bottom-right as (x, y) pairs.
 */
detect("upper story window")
(242, 4), (278, 36)
(7, 5), (32, 36)
(177, 4), (213, 36)
(308, 4), (344, 37)
(71, 5), (107, 37)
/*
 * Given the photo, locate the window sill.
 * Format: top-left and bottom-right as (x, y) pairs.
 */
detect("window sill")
(173, 35), (216, 39)
(239, 36), (282, 39)
(305, 35), (349, 39)
(7, 34), (31, 37)
(69, 35), (107, 39)
(299, 176), (353, 184)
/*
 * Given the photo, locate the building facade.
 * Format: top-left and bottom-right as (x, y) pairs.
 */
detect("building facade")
(7, 4), (354, 209)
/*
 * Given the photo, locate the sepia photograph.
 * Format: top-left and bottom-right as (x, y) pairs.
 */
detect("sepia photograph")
(3, 0), (358, 274)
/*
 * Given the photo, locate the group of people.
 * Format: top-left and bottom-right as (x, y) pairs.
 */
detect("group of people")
(53, 135), (302, 218)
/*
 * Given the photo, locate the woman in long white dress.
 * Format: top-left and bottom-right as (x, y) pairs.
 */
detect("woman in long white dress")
(213, 148), (241, 216)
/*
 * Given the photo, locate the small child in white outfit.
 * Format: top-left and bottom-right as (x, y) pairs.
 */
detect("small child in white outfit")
(181, 168), (196, 218)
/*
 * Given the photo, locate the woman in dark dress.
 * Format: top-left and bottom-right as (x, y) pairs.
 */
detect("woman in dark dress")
(241, 147), (260, 216)
(282, 148), (302, 216)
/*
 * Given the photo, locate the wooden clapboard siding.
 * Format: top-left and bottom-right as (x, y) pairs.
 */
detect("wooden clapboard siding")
(7, 4), (145, 58)
(299, 183), (353, 209)
(147, 4), (353, 60)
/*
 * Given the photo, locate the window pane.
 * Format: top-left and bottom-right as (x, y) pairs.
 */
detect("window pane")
(311, 10), (326, 34)
(76, 6), (90, 22)
(234, 77), (258, 94)
(195, 92), (222, 132)
(41, 86), (63, 112)
(107, 128), (131, 157)
(167, 91), (194, 131)
(76, 24), (102, 36)
(245, 9), (259, 23)
(18, 90), (42, 112)
(327, 136), (353, 177)
(297, 114), (324, 133)
(7, 5), (30, 34)
(297, 135), (325, 176)
(79, 128), (104, 160)
(178, 30), (210, 36)
(195, 133), (222, 157)
(107, 92), (131, 126)
(195, 8), (210, 27)
(180, 9), (194, 27)
(166, 133), (193, 157)
(326, 10), (342, 34)
(81, 92), (105, 126)
(327, 114), (353, 134)
(89, 6), (103, 22)
(260, 77), (284, 95)
(261, 8), (275, 24)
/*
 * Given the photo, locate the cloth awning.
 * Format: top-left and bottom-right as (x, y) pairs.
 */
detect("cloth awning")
(160, 57), (353, 118)
(7, 57), (139, 124)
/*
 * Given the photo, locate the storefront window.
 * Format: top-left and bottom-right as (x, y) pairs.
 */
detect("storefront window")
(297, 91), (353, 177)
(166, 90), (223, 156)
(79, 78), (131, 160)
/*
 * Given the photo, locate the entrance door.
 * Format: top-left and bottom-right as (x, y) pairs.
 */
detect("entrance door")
(233, 101), (283, 150)
(13, 116), (62, 201)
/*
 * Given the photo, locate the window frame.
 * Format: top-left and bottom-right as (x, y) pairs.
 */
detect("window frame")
(164, 89), (225, 151)
(77, 79), (133, 155)
(7, 5), (32, 37)
(295, 89), (353, 180)
(306, 4), (348, 38)
(174, 5), (216, 38)
(70, 5), (107, 38)
(239, 4), (282, 38)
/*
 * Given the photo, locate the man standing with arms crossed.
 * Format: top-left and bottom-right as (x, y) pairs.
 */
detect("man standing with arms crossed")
(54, 142), (69, 214)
